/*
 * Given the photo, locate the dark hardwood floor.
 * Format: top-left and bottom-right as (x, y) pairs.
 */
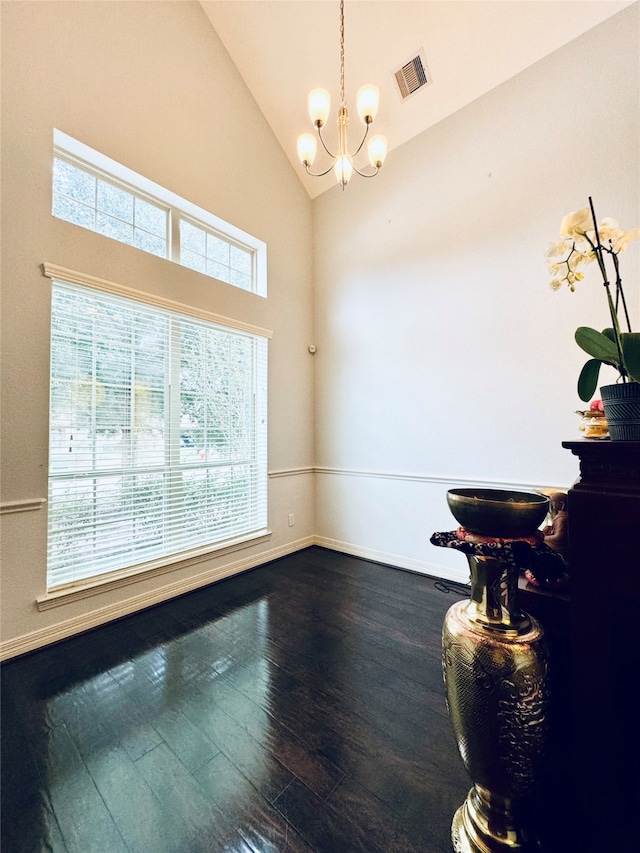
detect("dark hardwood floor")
(1, 547), (570, 853)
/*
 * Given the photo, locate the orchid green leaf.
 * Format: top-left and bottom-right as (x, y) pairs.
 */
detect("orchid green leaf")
(577, 358), (602, 402)
(621, 333), (640, 383)
(575, 326), (619, 365)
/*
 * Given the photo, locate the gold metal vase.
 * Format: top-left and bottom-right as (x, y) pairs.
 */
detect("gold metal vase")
(441, 490), (550, 853)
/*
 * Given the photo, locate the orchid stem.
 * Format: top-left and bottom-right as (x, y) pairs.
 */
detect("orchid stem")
(589, 196), (627, 382)
(611, 252), (632, 332)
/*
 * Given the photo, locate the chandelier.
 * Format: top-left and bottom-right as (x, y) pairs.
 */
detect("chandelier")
(296, 0), (387, 189)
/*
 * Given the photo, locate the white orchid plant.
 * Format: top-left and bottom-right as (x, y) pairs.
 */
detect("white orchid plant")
(547, 197), (640, 402)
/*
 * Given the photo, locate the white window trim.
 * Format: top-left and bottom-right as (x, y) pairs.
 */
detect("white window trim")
(36, 530), (273, 610)
(42, 263), (272, 340)
(53, 129), (268, 297)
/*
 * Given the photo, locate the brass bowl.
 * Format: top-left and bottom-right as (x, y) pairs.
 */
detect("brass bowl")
(446, 488), (549, 538)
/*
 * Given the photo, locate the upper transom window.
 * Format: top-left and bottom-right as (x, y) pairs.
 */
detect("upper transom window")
(52, 130), (266, 297)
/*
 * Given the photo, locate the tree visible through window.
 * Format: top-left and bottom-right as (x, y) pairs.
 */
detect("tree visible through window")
(47, 280), (268, 590)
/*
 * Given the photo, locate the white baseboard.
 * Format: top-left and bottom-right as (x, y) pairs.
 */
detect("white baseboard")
(313, 535), (468, 585)
(0, 535), (315, 661)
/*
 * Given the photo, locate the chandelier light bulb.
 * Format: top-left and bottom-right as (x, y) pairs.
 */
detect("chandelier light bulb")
(368, 134), (387, 169)
(334, 155), (353, 187)
(356, 85), (379, 124)
(308, 88), (331, 127)
(297, 133), (317, 167)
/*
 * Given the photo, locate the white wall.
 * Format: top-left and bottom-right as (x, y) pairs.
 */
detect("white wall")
(0, 1), (315, 657)
(313, 5), (640, 581)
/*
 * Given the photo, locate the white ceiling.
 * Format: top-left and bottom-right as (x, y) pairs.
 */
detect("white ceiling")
(200, 1), (634, 199)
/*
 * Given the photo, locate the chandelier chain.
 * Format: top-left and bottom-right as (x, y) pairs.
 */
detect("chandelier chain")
(339, 0), (345, 107)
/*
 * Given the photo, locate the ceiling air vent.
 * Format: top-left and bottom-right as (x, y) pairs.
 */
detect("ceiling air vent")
(394, 51), (431, 101)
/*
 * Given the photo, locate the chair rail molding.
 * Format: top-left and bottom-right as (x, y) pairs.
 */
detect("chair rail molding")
(0, 499), (47, 515)
(314, 466), (566, 493)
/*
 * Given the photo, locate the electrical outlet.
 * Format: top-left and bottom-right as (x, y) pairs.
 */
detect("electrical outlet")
(288, 513), (295, 527)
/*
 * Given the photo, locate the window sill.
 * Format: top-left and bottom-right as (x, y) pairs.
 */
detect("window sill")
(36, 530), (272, 611)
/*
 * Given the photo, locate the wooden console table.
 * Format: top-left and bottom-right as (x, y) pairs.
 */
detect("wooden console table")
(562, 440), (640, 851)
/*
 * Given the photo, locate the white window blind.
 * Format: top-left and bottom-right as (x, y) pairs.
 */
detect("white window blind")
(47, 279), (268, 591)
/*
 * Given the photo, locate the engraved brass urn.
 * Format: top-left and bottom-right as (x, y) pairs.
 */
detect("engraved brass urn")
(438, 489), (550, 853)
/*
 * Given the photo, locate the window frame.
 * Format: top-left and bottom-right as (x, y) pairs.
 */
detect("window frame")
(53, 129), (267, 297)
(176, 212), (255, 293)
(43, 263), (272, 594)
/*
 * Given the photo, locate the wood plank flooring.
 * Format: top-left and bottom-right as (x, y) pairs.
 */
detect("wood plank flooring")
(1, 547), (570, 852)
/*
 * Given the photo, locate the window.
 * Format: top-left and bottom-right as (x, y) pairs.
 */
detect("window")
(180, 218), (253, 292)
(53, 158), (168, 258)
(52, 130), (267, 296)
(47, 277), (268, 591)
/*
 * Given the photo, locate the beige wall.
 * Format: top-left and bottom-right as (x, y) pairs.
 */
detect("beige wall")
(312, 5), (640, 578)
(0, 1), (315, 656)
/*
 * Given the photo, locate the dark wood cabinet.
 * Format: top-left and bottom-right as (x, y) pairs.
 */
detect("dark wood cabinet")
(562, 440), (640, 851)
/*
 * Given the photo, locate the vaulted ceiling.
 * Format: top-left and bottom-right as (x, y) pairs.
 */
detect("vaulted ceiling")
(200, 1), (634, 198)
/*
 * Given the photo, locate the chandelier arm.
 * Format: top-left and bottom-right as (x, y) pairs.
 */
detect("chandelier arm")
(317, 125), (337, 160)
(304, 162), (337, 179)
(349, 122), (371, 160)
(351, 164), (380, 178)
